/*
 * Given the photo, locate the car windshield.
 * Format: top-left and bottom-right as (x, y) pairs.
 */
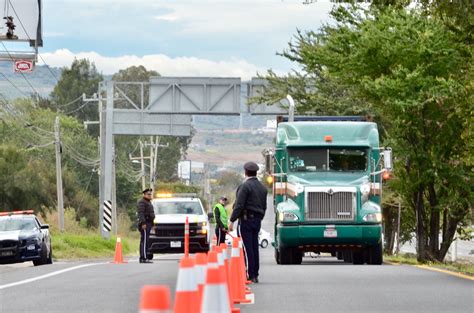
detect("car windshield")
(0, 217), (37, 231)
(153, 201), (203, 215)
(288, 147), (368, 172)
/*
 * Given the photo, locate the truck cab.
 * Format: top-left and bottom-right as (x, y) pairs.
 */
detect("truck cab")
(148, 193), (210, 255)
(265, 116), (392, 265)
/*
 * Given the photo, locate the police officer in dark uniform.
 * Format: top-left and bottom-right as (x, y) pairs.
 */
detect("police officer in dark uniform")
(228, 162), (267, 283)
(137, 188), (155, 263)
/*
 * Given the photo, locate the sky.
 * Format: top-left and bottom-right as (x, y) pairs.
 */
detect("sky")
(3, 0), (336, 80)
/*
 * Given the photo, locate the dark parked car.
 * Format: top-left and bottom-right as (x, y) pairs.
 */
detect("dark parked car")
(0, 210), (53, 266)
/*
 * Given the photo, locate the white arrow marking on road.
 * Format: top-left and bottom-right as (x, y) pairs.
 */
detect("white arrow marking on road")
(0, 262), (107, 290)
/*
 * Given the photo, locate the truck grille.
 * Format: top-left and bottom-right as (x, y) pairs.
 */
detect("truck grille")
(306, 191), (355, 221)
(154, 223), (200, 237)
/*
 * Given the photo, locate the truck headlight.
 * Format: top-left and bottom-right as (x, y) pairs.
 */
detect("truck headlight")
(279, 212), (299, 222)
(198, 221), (208, 234)
(360, 183), (371, 202)
(363, 213), (382, 222)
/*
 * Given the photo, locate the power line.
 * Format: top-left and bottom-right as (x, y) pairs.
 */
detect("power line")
(0, 72), (28, 97)
(6, 0), (59, 83)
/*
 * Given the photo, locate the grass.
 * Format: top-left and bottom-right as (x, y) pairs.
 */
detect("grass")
(385, 253), (474, 276)
(51, 232), (140, 260)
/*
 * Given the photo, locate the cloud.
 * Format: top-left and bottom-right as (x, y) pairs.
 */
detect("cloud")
(39, 49), (269, 80)
(154, 13), (180, 21)
(153, 1), (334, 34)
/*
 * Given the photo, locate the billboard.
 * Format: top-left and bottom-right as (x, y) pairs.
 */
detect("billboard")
(0, 0), (42, 46)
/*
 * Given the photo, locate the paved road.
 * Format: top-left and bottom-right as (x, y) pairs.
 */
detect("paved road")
(1, 199), (472, 313)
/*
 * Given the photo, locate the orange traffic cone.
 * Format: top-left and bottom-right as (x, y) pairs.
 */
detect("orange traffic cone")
(112, 237), (127, 264)
(139, 285), (171, 313)
(237, 237), (251, 285)
(230, 237), (251, 304)
(195, 253), (208, 308)
(201, 267), (231, 313)
(216, 246), (240, 313)
(173, 257), (199, 313)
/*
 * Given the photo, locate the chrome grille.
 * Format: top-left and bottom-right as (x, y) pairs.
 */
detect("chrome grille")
(306, 191), (355, 220)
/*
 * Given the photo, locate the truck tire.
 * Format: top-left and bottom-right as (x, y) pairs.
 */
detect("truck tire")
(292, 249), (303, 264)
(368, 242), (383, 265)
(343, 251), (352, 263)
(352, 251), (365, 265)
(279, 247), (293, 265)
(260, 239), (268, 249)
(336, 251), (343, 260)
(274, 248), (281, 264)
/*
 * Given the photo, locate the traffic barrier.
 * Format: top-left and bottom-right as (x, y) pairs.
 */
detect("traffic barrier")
(195, 253), (208, 308)
(139, 285), (170, 313)
(112, 237), (127, 264)
(201, 267), (231, 313)
(229, 238), (251, 304)
(173, 257), (199, 313)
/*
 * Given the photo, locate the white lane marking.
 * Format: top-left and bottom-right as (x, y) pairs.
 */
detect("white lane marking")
(0, 262), (107, 290)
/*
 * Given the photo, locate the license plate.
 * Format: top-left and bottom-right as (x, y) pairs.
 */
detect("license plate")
(324, 229), (338, 238)
(0, 251), (14, 256)
(170, 241), (181, 248)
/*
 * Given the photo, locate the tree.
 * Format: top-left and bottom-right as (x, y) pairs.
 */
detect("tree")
(256, 5), (473, 262)
(50, 59), (103, 122)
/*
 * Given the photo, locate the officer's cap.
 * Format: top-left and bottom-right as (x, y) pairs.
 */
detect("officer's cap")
(243, 161), (259, 172)
(142, 188), (153, 194)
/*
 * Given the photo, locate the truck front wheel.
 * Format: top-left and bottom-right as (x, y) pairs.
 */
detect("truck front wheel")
(368, 242), (383, 265)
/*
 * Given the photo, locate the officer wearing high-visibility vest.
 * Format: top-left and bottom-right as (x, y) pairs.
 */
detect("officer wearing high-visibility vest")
(213, 196), (229, 245)
(229, 162), (267, 283)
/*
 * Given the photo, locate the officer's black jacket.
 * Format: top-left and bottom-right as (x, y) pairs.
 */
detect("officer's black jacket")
(230, 177), (267, 222)
(137, 198), (155, 226)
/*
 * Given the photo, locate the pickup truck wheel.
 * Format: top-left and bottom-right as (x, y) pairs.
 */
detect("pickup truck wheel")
(260, 239), (268, 249)
(274, 248), (281, 264)
(336, 251), (343, 260)
(46, 244), (53, 264)
(368, 242), (383, 265)
(33, 243), (48, 266)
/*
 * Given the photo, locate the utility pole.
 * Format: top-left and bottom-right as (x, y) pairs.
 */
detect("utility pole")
(139, 140), (146, 191)
(396, 202), (401, 254)
(112, 144), (117, 235)
(54, 116), (64, 231)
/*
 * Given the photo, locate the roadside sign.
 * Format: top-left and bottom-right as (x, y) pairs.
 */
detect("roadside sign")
(14, 60), (34, 73)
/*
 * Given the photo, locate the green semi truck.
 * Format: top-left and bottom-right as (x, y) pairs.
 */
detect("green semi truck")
(264, 116), (392, 265)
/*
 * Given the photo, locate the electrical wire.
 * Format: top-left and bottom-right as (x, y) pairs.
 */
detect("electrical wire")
(0, 72), (29, 97)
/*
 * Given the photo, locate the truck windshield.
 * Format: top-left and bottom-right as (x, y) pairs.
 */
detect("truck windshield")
(288, 147), (368, 172)
(154, 201), (203, 215)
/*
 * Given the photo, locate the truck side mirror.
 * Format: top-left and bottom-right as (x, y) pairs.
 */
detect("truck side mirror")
(263, 149), (274, 174)
(383, 148), (393, 170)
